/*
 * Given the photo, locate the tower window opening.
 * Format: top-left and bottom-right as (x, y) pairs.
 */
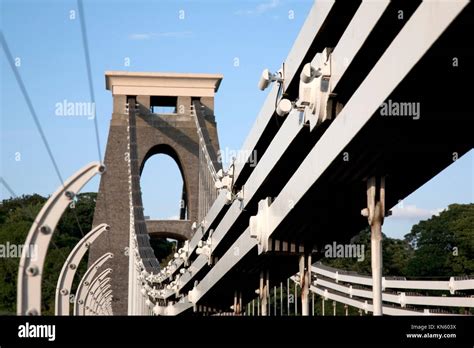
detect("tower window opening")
(150, 96), (177, 114)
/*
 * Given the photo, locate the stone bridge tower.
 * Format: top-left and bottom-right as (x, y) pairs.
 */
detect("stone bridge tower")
(89, 71), (223, 314)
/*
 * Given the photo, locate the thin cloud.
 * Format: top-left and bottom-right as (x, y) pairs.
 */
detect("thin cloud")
(390, 205), (444, 220)
(235, 0), (280, 16)
(128, 33), (152, 40)
(128, 31), (193, 40)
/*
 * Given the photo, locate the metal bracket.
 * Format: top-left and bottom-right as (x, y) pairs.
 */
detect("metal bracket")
(297, 48), (333, 131)
(188, 281), (201, 311)
(173, 240), (191, 266)
(249, 197), (273, 254)
(196, 235), (213, 265)
(216, 163), (241, 205)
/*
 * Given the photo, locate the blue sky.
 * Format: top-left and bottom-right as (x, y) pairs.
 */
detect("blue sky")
(1, 0), (472, 240)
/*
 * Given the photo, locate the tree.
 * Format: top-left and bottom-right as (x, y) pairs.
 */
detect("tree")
(321, 228), (413, 276)
(149, 238), (174, 267)
(0, 192), (174, 315)
(404, 203), (474, 277)
(0, 193), (98, 314)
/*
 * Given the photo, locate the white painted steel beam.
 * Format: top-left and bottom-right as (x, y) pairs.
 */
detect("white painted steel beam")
(234, 0), (336, 181)
(17, 162), (105, 315)
(74, 252), (113, 315)
(84, 268), (112, 316)
(156, 191), (229, 284)
(162, 0), (401, 296)
(133, 1), (469, 315)
(55, 224), (110, 315)
(253, 0), (469, 258)
(329, 0), (390, 90)
(166, 0), (467, 301)
(162, 2), (338, 286)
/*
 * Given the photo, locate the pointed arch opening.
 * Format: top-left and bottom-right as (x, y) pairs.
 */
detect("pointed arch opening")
(140, 144), (189, 220)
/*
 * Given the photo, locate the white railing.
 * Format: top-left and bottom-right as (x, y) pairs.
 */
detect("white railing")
(312, 263), (474, 294)
(300, 263), (474, 315)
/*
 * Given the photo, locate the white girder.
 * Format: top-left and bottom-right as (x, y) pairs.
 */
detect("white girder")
(122, 1), (470, 317)
(188, 229), (256, 311)
(157, 0), (338, 288)
(153, 300), (193, 316)
(234, 0), (336, 181)
(245, 0), (469, 264)
(93, 285), (112, 314)
(74, 252), (113, 315)
(161, 0), (404, 296)
(96, 290), (113, 315)
(94, 283), (111, 302)
(55, 223), (110, 315)
(159, 0), (469, 312)
(161, 0), (395, 295)
(84, 268), (112, 316)
(155, 191), (229, 285)
(329, 0), (390, 91)
(90, 278), (111, 306)
(88, 278), (111, 315)
(17, 161), (105, 315)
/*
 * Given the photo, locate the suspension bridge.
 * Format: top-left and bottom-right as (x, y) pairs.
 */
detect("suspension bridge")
(14, 0), (474, 317)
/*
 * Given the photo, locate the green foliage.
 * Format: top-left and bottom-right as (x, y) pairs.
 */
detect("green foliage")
(321, 204), (473, 279)
(383, 237), (414, 276)
(0, 196), (44, 315)
(0, 192), (175, 315)
(149, 238), (175, 267)
(0, 193), (97, 315)
(321, 228), (413, 276)
(321, 228), (371, 274)
(404, 203), (474, 277)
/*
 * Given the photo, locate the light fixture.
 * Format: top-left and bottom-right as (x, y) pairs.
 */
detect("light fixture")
(276, 98), (292, 117)
(258, 68), (284, 91)
(300, 62), (321, 84)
